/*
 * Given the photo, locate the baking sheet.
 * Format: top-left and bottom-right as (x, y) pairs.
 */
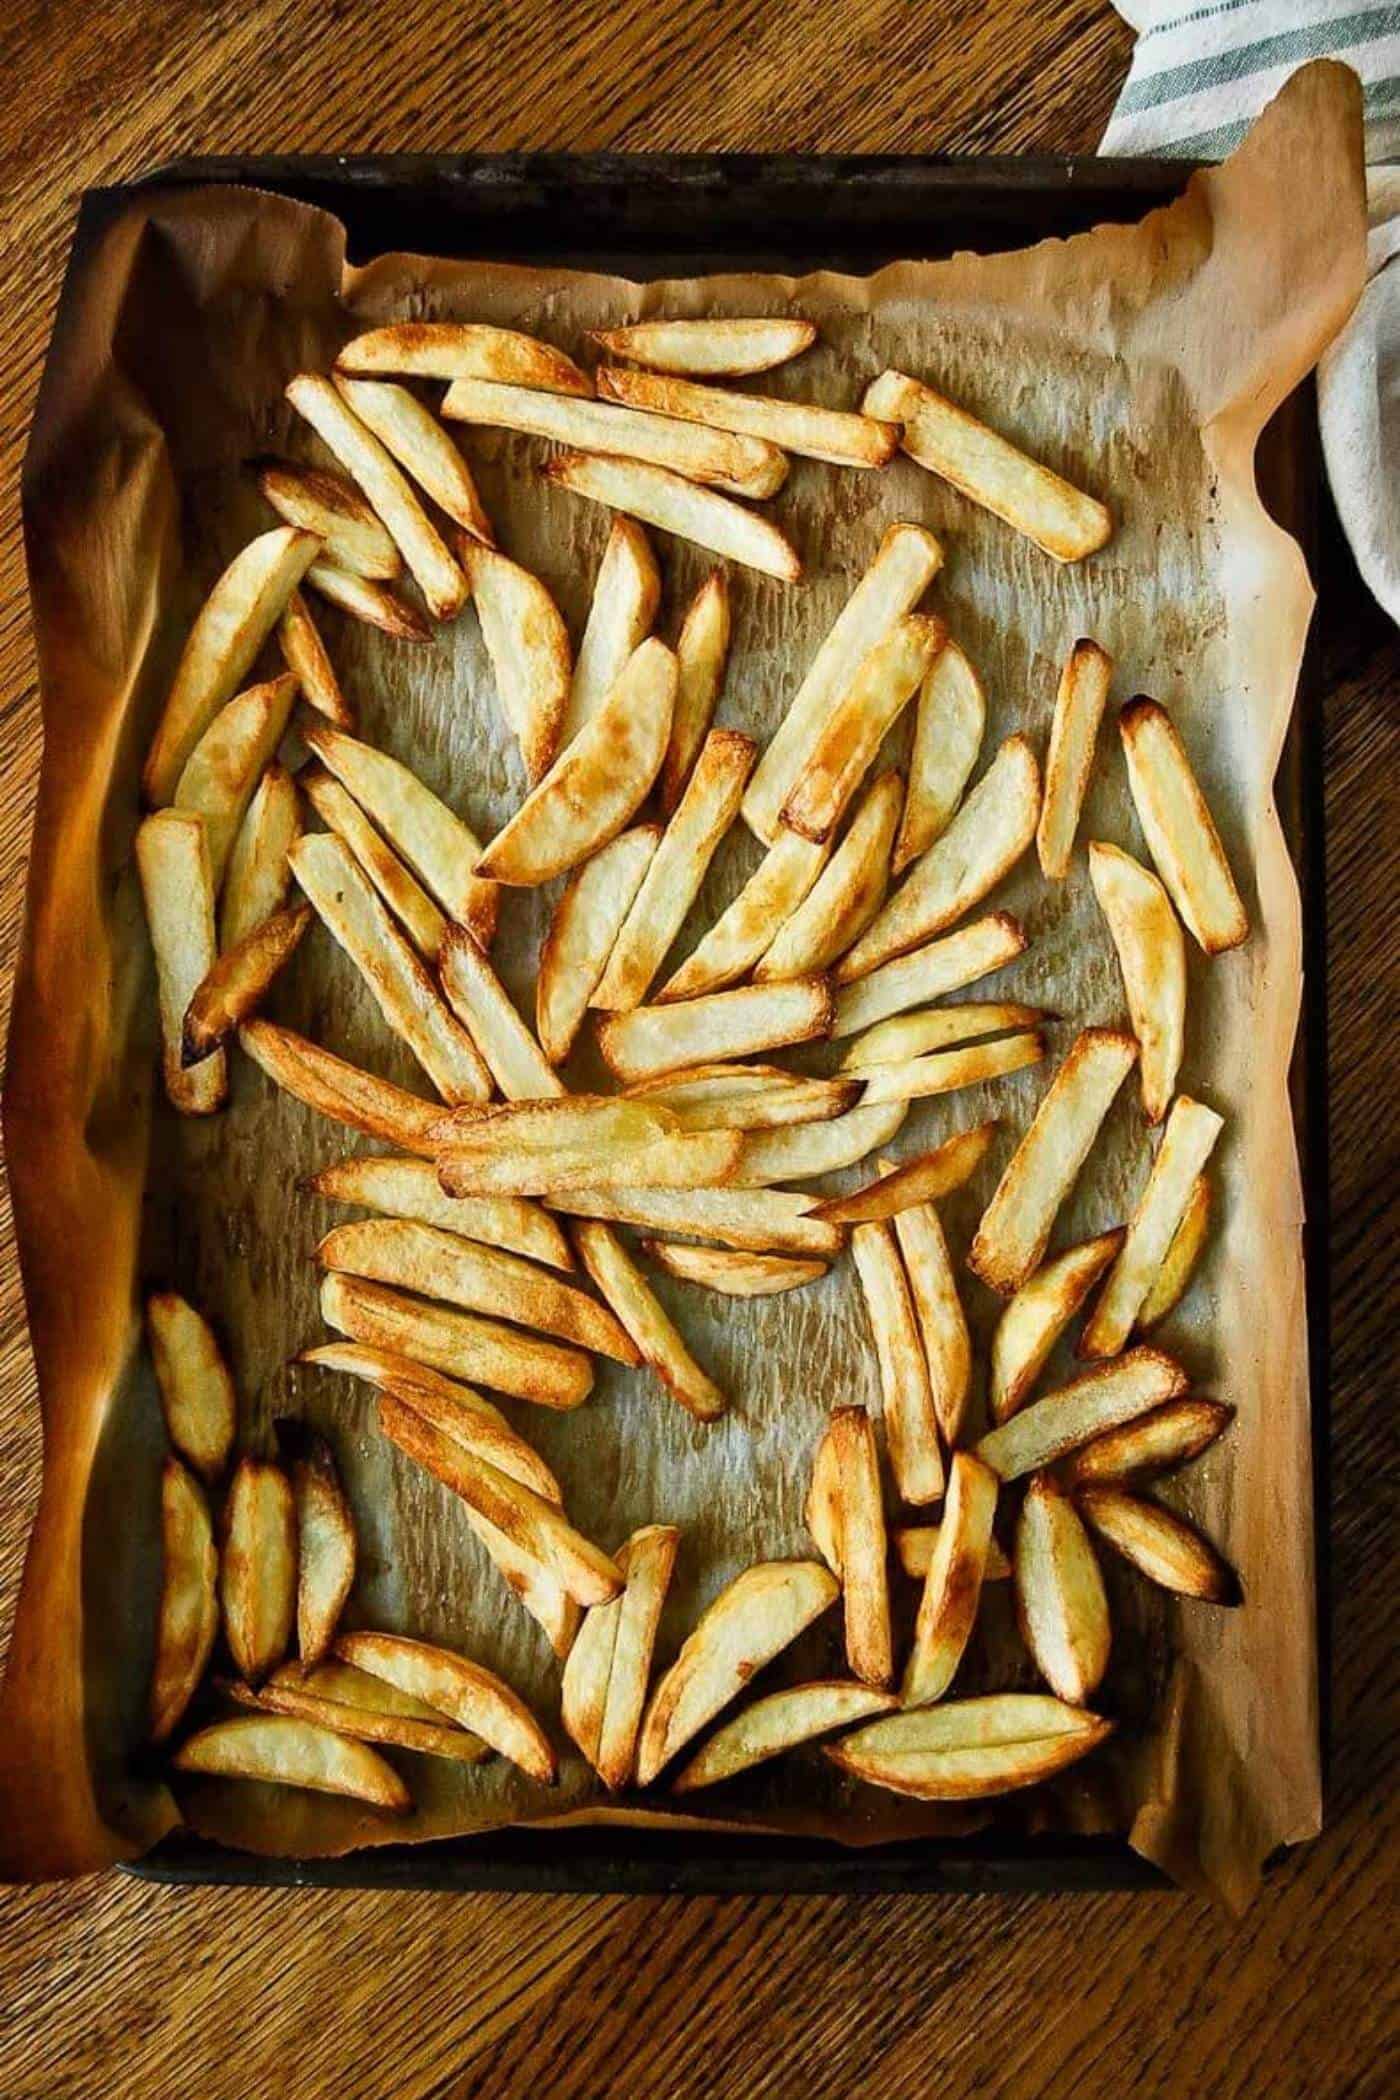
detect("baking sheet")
(0, 62), (1365, 1906)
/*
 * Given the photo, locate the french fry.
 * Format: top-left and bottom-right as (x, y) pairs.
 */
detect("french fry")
(173, 1714), (410, 1810)
(730, 1098), (908, 1187)
(563, 518), (661, 745)
(836, 737), (1041, 981)
(657, 829), (829, 1002)
(229, 1661), (489, 1764)
(284, 1429), (356, 1667)
(432, 1094), (674, 1153)
(553, 1185), (843, 1258)
(459, 542), (571, 782)
(143, 527), (320, 804)
(1063, 1396), (1234, 1486)
(238, 1020), (443, 1154)
(623, 1064), (859, 1132)
(181, 901), (312, 1061)
(826, 1692), (1112, 1799)
(857, 1030), (1046, 1107)
(831, 911), (1027, 1038)
(780, 615), (945, 845)
(589, 316), (816, 377)
(988, 1231), (1125, 1424)
(829, 1406), (893, 1688)
(304, 1154), (574, 1272)
(674, 1681), (898, 1792)
(332, 374), (493, 542)
(1138, 1173), (1211, 1329)
(537, 827), (660, 1061)
(893, 1197), (971, 1446)
(596, 975), (833, 1085)
(221, 761), (300, 950)
(805, 1418), (843, 1573)
(593, 729), (755, 1011)
(572, 1221), (725, 1420)
(438, 924), (562, 1100)
(254, 459), (400, 578)
(542, 451), (801, 582)
(436, 1125), (743, 1199)
(336, 1631), (556, 1780)
(595, 1525), (682, 1790)
(305, 560), (431, 640)
(840, 1002), (1046, 1071)
(146, 1292), (237, 1484)
(862, 369), (1113, 563)
(278, 589), (350, 726)
(323, 1272), (595, 1409)
(975, 1346), (1187, 1480)
(1076, 1488), (1240, 1604)
(288, 832), (492, 1103)
(149, 1457), (218, 1742)
(597, 364), (898, 468)
(1119, 699), (1248, 954)
(135, 809), (227, 1114)
(173, 674), (299, 884)
(894, 639), (985, 873)
(443, 375), (788, 498)
(1089, 840), (1185, 1122)
(338, 321), (592, 395)
(1037, 640), (1112, 878)
(299, 766), (446, 962)
(1015, 1474), (1110, 1703)
(851, 1220), (942, 1505)
(968, 1028), (1139, 1294)
(635, 1559), (839, 1784)
(660, 569), (731, 815)
(902, 1452), (998, 1705)
(219, 1457), (297, 1684)
(811, 1123), (996, 1227)
(285, 373), (467, 619)
(641, 1241), (828, 1296)
(755, 769), (902, 981)
(560, 1580), (623, 1769)
(1080, 1096), (1224, 1358)
(479, 638), (677, 884)
(894, 1525), (1012, 1583)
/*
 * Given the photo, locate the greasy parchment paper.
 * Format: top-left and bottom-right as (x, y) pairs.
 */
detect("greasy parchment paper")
(0, 64), (1364, 1905)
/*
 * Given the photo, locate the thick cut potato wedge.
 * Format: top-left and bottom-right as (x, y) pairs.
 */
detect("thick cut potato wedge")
(635, 1559), (839, 1784)
(538, 826), (660, 1060)
(840, 1001), (1046, 1071)
(299, 767), (447, 962)
(811, 1123), (996, 1226)
(624, 1064), (858, 1132)
(851, 1220), (942, 1505)
(856, 1030), (1045, 1107)
(832, 911), (1027, 1039)
(829, 1406), (893, 1688)
(895, 639), (985, 874)
(657, 829), (827, 1004)
(174, 1714), (410, 1810)
(135, 809), (227, 1114)
(336, 1631), (556, 1780)
(322, 1272), (594, 1409)
(436, 1126), (743, 1200)
(552, 1185), (843, 1258)
(1015, 1474), (1110, 1703)
(439, 926), (564, 1100)
(338, 321), (592, 394)
(149, 1457), (218, 1742)
(146, 1291), (237, 1483)
(641, 1241), (827, 1296)
(863, 369), (1113, 563)
(837, 737), (1041, 981)
(1063, 1396), (1234, 1486)
(229, 1662), (489, 1764)
(597, 364), (897, 468)
(1119, 699), (1248, 954)
(827, 1692), (1112, 1799)
(572, 1222), (726, 1420)
(903, 1452), (998, 1705)
(332, 374), (492, 542)
(730, 1098), (907, 1187)
(1037, 640), (1113, 879)
(563, 518), (661, 745)
(221, 761), (300, 951)
(893, 1198), (971, 1446)
(287, 1430), (356, 1667)
(1076, 1488), (1240, 1603)
(1080, 1096), (1224, 1358)
(673, 1680), (898, 1792)
(460, 542), (571, 782)
(976, 1346), (1187, 1480)
(894, 1525), (1012, 1583)
(1139, 1173), (1211, 1329)
(660, 569), (731, 814)
(305, 1154), (573, 1271)
(805, 1418), (843, 1573)
(589, 316), (816, 377)
(238, 1020), (442, 1153)
(1089, 840), (1185, 1122)
(756, 769), (902, 981)
(595, 1525), (682, 1789)
(560, 1579), (623, 1769)
(968, 1028), (1139, 1294)
(182, 902), (312, 1062)
(254, 459), (400, 578)
(780, 615), (944, 845)
(304, 560), (431, 639)
(989, 1230), (1125, 1424)
(278, 588), (351, 725)
(174, 674), (298, 884)
(143, 527), (320, 804)
(219, 1458), (297, 1684)
(597, 974), (833, 1084)
(543, 451), (801, 581)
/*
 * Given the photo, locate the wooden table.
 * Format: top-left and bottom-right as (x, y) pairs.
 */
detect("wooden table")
(2, 5), (1395, 2095)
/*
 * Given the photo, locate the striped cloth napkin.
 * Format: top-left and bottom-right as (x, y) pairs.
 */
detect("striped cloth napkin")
(1101, 4), (1400, 623)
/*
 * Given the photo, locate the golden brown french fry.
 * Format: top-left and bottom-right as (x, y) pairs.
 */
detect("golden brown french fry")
(149, 1457), (218, 1742)
(595, 1525), (682, 1790)
(893, 1198), (970, 1446)
(862, 369), (1113, 563)
(338, 322), (592, 395)
(285, 373), (466, 619)
(744, 524), (943, 841)
(968, 1028), (1139, 1294)
(903, 1452), (998, 1705)
(1080, 1096), (1224, 1358)
(641, 1241), (827, 1296)
(305, 560), (431, 640)
(438, 923), (562, 1101)
(1076, 1488), (1239, 1603)
(336, 1630), (556, 1780)
(831, 912), (1027, 1038)
(895, 639), (985, 874)
(1089, 840), (1184, 1122)
(572, 1221), (725, 1420)
(285, 1429), (356, 1667)
(826, 1692), (1112, 1799)
(323, 1272), (594, 1410)
(593, 729), (755, 1011)
(560, 1578), (622, 1769)
(673, 1680), (898, 1792)
(837, 737), (1041, 981)
(432, 1094), (674, 1154)
(894, 1525), (1012, 1583)
(840, 1002), (1047, 1071)
(221, 762), (300, 951)
(238, 1020), (443, 1153)
(278, 589), (352, 725)
(1062, 1395), (1234, 1486)
(219, 1457), (297, 1684)
(589, 316), (816, 377)
(229, 1661), (489, 1764)
(436, 1124), (742, 1199)
(460, 542), (571, 782)
(805, 1418), (843, 1573)
(1037, 640), (1112, 879)
(851, 1220), (942, 1505)
(173, 674), (299, 885)
(563, 518), (661, 745)
(636, 1559), (839, 1784)
(857, 1030), (1046, 1107)
(304, 1155), (574, 1272)
(552, 1185), (843, 1258)
(146, 1293), (237, 1484)
(730, 1098), (907, 1187)
(755, 769), (903, 981)
(1138, 1174), (1211, 1329)
(623, 1064), (859, 1132)
(989, 1231), (1125, 1424)
(660, 569), (731, 815)
(811, 1123), (996, 1226)
(173, 1714), (410, 1809)
(597, 365), (897, 468)
(254, 459), (400, 578)
(181, 901), (312, 1062)
(596, 974), (833, 1085)
(332, 374), (493, 542)
(976, 1347), (1187, 1479)
(1120, 699), (1248, 955)
(1015, 1473), (1110, 1703)
(780, 616), (945, 845)
(299, 766), (446, 961)
(143, 528), (320, 804)
(657, 830), (829, 1002)
(136, 810), (227, 1115)
(829, 1406), (893, 1688)
(537, 827), (660, 1061)
(542, 451), (801, 582)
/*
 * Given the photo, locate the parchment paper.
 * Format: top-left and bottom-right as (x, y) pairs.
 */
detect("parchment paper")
(0, 63), (1365, 1905)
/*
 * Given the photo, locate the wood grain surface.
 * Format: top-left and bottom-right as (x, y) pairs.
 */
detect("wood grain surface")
(1, 4), (1395, 2096)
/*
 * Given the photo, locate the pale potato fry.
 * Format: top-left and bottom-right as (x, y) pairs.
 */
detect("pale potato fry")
(1089, 840), (1185, 1122)
(857, 1030), (1046, 1107)
(1076, 1488), (1240, 1604)
(589, 316), (816, 377)
(596, 1525), (682, 1790)
(780, 615), (945, 845)
(851, 1220), (942, 1505)
(596, 974), (833, 1084)
(811, 1123), (996, 1226)
(674, 1680), (898, 1792)
(894, 1525), (1012, 1583)
(336, 1631), (556, 1779)
(1120, 699), (1248, 954)
(432, 1094), (674, 1153)
(221, 762), (300, 950)
(443, 376), (788, 498)
(479, 638), (676, 884)
(143, 527), (320, 804)
(437, 1127), (743, 1199)
(895, 638), (985, 874)
(286, 1429), (355, 1667)
(623, 1064), (859, 1132)
(322, 1272), (595, 1409)
(1037, 640), (1113, 879)
(968, 1028), (1139, 1294)
(1062, 1396), (1234, 1487)
(553, 1185), (843, 1258)
(563, 518), (661, 745)
(831, 911), (1027, 1038)
(305, 560), (431, 640)
(593, 729), (755, 1011)
(829, 1406), (893, 1688)
(135, 809), (227, 1115)
(657, 829), (829, 1002)
(902, 1452), (998, 1705)
(660, 569), (731, 814)
(641, 1241), (827, 1296)
(181, 901), (312, 1061)
(730, 1098), (907, 1187)
(975, 1346), (1187, 1479)
(1015, 1473), (1110, 1703)
(304, 1154), (574, 1271)
(149, 1457), (218, 1742)
(598, 365), (897, 468)
(300, 767), (446, 961)
(743, 524), (943, 841)
(863, 369), (1113, 563)
(230, 1662), (489, 1764)
(893, 1198), (971, 1446)
(755, 769), (903, 981)
(278, 589), (352, 725)
(636, 1559), (839, 1784)
(1138, 1173), (1211, 1329)
(460, 542), (571, 781)
(542, 451), (801, 582)
(219, 1457), (297, 1684)
(989, 1230), (1125, 1424)
(332, 374), (493, 542)
(561, 1579), (623, 1768)
(174, 1714), (409, 1810)
(1080, 1096), (1224, 1358)
(537, 827), (660, 1061)
(338, 322), (592, 394)
(465, 1525), (582, 1660)
(288, 832), (491, 1103)
(805, 1418), (843, 1573)
(572, 1221), (726, 1420)
(837, 736), (1041, 981)
(238, 1020), (443, 1154)
(174, 674), (299, 884)
(439, 925), (565, 1100)
(826, 1693), (1112, 1799)
(255, 459), (401, 578)
(285, 373), (467, 619)
(146, 1292), (237, 1483)
(840, 1001), (1047, 1071)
